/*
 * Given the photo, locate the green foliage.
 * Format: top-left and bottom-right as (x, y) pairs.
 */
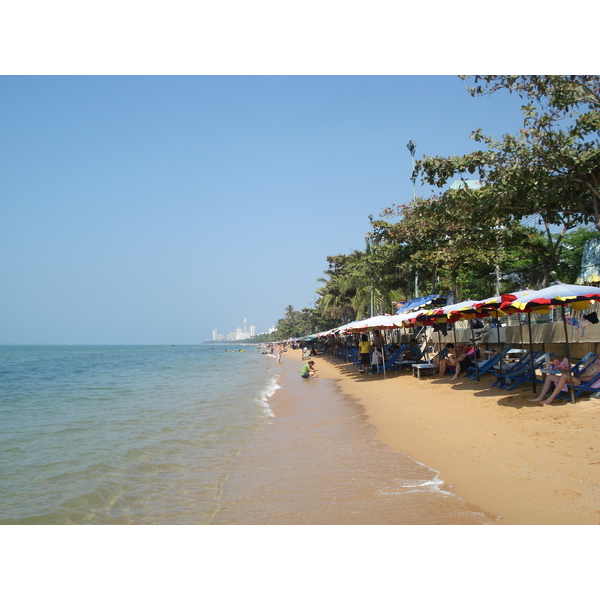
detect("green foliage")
(419, 75), (600, 231)
(380, 187), (506, 295)
(554, 228), (600, 284)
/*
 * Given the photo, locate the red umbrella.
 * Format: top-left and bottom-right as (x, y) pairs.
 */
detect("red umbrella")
(510, 284), (600, 403)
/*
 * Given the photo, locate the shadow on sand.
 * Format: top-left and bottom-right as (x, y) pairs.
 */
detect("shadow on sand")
(320, 355), (587, 409)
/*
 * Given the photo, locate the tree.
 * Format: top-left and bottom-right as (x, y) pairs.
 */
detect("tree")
(380, 185), (510, 297)
(554, 227), (600, 284)
(418, 76), (600, 231)
(314, 252), (364, 324)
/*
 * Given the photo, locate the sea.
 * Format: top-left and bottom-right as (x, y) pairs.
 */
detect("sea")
(0, 344), (494, 525)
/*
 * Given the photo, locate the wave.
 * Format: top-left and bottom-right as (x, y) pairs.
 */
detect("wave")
(254, 375), (280, 418)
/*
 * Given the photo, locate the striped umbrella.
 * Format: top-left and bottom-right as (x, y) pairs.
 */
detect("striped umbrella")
(509, 284), (600, 403)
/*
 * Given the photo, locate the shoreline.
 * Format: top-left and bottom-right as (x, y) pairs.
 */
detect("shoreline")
(214, 351), (492, 524)
(292, 349), (600, 525)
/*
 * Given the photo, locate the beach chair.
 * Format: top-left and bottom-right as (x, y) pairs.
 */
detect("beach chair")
(492, 351), (540, 388)
(421, 345), (434, 362)
(559, 371), (600, 400)
(572, 352), (598, 376)
(554, 353), (600, 400)
(374, 345), (407, 374)
(500, 352), (549, 390)
(466, 348), (510, 380)
(347, 346), (358, 365)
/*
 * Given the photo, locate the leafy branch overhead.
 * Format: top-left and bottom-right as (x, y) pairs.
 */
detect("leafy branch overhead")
(418, 75), (600, 231)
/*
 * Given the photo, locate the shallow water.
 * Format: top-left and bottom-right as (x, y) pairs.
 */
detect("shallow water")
(0, 345), (275, 524)
(213, 356), (494, 525)
(1, 345), (493, 525)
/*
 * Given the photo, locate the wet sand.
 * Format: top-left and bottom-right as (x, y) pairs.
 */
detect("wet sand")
(213, 353), (493, 524)
(309, 350), (600, 525)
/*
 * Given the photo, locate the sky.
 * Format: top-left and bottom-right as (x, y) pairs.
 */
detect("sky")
(1, 4), (593, 345)
(1, 75), (531, 344)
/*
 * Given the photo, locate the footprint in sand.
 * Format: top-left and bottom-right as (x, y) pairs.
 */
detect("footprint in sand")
(554, 489), (581, 499)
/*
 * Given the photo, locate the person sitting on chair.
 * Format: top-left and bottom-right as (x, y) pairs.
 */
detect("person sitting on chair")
(528, 357), (600, 405)
(449, 343), (475, 381)
(403, 338), (423, 362)
(433, 343), (455, 376)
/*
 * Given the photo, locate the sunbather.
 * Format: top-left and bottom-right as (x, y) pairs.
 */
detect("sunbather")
(528, 357), (600, 405)
(449, 343), (474, 381)
(433, 343), (456, 376)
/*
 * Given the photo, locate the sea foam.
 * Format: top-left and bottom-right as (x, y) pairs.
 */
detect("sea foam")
(254, 375), (280, 418)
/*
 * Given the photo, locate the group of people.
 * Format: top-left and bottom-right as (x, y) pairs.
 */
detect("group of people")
(432, 342), (477, 381)
(358, 331), (386, 375)
(296, 332), (600, 405)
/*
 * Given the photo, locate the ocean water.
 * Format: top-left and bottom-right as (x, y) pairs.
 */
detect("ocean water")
(0, 345), (492, 525)
(0, 345), (277, 524)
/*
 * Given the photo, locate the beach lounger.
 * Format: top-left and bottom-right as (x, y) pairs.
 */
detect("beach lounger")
(555, 353), (600, 400)
(373, 345), (407, 374)
(572, 352), (598, 376)
(394, 359), (417, 373)
(558, 370), (600, 400)
(466, 349), (510, 380)
(492, 351), (541, 388)
(500, 352), (549, 390)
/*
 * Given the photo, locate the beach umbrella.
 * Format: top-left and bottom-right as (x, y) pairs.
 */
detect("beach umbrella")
(338, 314), (403, 378)
(432, 300), (488, 380)
(411, 300), (480, 377)
(470, 291), (533, 386)
(338, 314), (401, 334)
(395, 294), (447, 314)
(509, 284), (600, 403)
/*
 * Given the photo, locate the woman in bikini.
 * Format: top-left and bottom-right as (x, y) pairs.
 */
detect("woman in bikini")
(528, 358), (600, 405)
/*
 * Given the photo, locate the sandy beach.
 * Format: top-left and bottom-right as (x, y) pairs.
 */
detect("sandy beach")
(290, 349), (600, 525)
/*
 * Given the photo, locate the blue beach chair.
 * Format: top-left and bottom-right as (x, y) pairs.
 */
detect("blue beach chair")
(373, 344), (407, 374)
(572, 352), (598, 377)
(492, 351), (540, 388)
(554, 353), (600, 401)
(466, 348), (511, 380)
(500, 352), (549, 390)
(559, 371), (600, 400)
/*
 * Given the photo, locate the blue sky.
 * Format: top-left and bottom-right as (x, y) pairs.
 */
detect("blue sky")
(1, 75), (534, 343)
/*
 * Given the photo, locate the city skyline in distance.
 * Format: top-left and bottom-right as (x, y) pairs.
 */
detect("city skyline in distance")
(211, 317), (276, 342)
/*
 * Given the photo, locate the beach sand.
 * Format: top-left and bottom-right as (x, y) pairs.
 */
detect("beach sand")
(302, 349), (600, 525)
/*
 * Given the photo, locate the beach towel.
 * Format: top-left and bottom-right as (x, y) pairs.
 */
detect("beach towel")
(553, 357), (571, 371)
